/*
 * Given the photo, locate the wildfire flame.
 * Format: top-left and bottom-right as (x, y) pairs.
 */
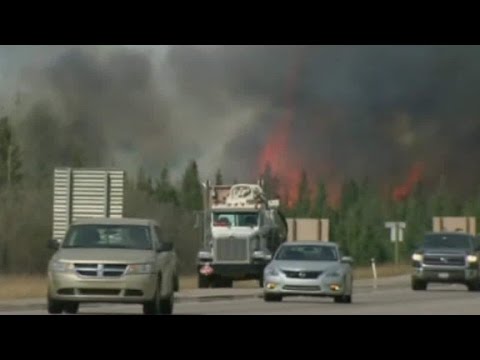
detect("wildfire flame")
(392, 162), (425, 201)
(257, 48), (308, 207)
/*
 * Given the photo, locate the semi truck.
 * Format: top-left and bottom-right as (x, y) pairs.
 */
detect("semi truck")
(196, 181), (288, 288)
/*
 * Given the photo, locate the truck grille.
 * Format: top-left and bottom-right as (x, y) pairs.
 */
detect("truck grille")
(283, 270), (323, 279)
(75, 263), (127, 277)
(423, 255), (465, 266)
(215, 237), (248, 262)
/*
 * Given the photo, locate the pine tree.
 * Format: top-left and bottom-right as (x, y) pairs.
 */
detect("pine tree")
(340, 179), (360, 214)
(295, 170), (311, 217)
(136, 167), (153, 195)
(311, 181), (328, 218)
(430, 175), (453, 216)
(261, 163), (280, 200)
(215, 169), (223, 185)
(181, 160), (203, 211)
(155, 167), (179, 205)
(0, 116), (22, 189)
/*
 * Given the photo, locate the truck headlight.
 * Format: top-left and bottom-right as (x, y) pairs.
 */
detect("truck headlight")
(265, 267), (279, 276)
(126, 263), (153, 274)
(50, 260), (74, 273)
(198, 251), (213, 261)
(412, 253), (423, 262)
(467, 255), (478, 263)
(253, 250), (272, 260)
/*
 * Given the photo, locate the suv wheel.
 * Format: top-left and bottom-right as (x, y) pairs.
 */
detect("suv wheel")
(47, 296), (64, 314)
(143, 279), (162, 315)
(159, 293), (174, 315)
(411, 279), (427, 291)
(467, 281), (480, 292)
(64, 302), (79, 314)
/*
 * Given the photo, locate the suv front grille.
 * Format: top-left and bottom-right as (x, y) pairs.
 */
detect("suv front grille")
(423, 255), (465, 266)
(75, 263), (127, 277)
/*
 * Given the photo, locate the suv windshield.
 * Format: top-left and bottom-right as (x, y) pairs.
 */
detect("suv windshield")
(424, 234), (472, 249)
(275, 245), (338, 261)
(213, 212), (258, 227)
(62, 224), (152, 250)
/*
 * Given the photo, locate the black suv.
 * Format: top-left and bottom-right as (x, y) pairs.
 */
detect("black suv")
(411, 232), (480, 291)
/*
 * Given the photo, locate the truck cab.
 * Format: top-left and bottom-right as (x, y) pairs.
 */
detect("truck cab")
(196, 182), (287, 288)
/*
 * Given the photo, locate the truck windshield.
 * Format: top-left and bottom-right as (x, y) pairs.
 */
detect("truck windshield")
(424, 234), (472, 249)
(275, 245), (338, 261)
(213, 212), (258, 227)
(62, 224), (152, 250)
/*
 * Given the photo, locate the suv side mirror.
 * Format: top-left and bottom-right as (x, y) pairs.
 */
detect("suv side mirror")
(341, 256), (353, 264)
(48, 239), (60, 250)
(157, 242), (173, 252)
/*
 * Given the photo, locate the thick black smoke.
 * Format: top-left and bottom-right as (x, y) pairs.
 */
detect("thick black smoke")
(3, 45), (480, 193)
(167, 45), (480, 193)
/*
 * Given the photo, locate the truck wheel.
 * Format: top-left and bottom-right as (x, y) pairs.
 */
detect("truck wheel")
(47, 296), (64, 314)
(264, 293), (282, 302)
(64, 302), (79, 314)
(467, 281), (480, 292)
(221, 278), (233, 288)
(198, 274), (210, 288)
(212, 276), (232, 288)
(411, 279), (427, 291)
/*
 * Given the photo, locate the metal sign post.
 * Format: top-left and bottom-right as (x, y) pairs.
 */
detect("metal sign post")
(385, 221), (406, 265)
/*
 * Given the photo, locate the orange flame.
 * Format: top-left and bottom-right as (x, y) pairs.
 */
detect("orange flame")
(257, 110), (302, 206)
(393, 162), (425, 201)
(257, 48), (308, 207)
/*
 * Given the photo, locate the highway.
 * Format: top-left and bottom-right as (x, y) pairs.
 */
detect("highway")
(2, 277), (480, 314)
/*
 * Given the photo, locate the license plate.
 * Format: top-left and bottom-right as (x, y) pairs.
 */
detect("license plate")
(438, 273), (449, 279)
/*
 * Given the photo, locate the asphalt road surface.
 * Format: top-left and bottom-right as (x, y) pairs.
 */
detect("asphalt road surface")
(2, 282), (480, 315)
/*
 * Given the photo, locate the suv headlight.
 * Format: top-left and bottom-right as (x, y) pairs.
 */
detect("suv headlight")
(265, 267), (279, 276)
(50, 260), (74, 273)
(467, 255), (478, 263)
(126, 263), (154, 274)
(412, 253), (423, 262)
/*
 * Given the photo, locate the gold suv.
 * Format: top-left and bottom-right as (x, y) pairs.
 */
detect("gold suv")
(47, 218), (178, 315)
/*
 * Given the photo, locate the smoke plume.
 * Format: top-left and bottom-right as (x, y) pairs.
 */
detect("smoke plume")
(1, 45), (480, 196)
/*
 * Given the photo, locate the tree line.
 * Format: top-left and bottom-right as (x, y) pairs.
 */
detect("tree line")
(0, 115), (476, 273)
